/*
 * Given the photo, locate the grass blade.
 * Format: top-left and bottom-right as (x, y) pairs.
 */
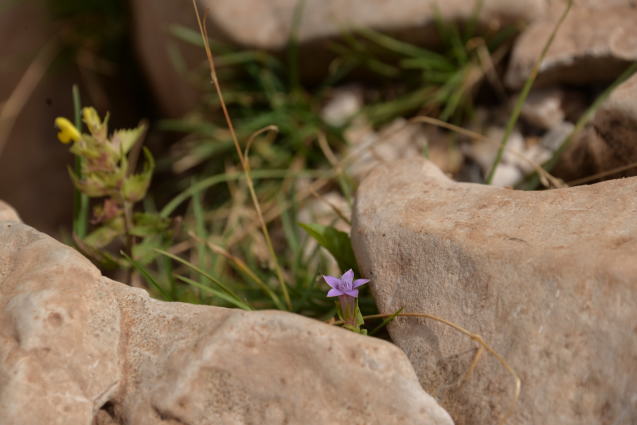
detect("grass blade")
(155, 248), (250, 309)
(176, 275), (252, 310)
(121, 251), (173, 301)
(485, 0), (572, 184)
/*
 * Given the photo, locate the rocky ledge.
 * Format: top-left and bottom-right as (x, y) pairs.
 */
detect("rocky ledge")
(0, 203), (452, 425)
(352, 159), (637, 425)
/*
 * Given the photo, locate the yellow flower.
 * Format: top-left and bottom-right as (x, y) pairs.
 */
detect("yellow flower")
(54, 117), (81, 144)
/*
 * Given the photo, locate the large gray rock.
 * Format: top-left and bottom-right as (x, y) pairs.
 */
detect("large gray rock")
(133, 0), (545, 116)
(352, 159), (637, 425)
(196, 0), (543, 50)
(506, 3), (637, 88)
(0, 205), (453, 425)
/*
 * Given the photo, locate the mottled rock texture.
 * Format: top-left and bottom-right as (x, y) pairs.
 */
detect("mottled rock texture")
(352, 159), (637, 425)
(0, 203), (453, 425)
(506, 3), (637, 88)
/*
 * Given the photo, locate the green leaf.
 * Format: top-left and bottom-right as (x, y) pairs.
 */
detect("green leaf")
(155, 248), (250, 310)
(131, 235), (164, 265)
(299, 222), (359, 275)
(131, 212), (170, 237)
(176, 275), (252, 311)
(122, 147), (154, 202)
(112, 123), (146, 157)
(83, 217), (125, 249)
(68, 166), (111, 197)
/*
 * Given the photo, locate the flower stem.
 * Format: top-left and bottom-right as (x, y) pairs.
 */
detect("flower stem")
(72, 85), (89, 238)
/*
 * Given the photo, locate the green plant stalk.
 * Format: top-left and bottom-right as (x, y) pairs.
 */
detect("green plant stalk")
(72, 85), (89, 238)
(518, 61), (637, 190)
(122, 199), (135, 258)
(485, 0), (572, 184)
(191, 188), (208, 271)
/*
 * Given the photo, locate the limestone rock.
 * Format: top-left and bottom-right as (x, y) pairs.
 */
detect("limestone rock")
(0, 222), (122, 425)
(521, 88), (565, 130)
(0, 200), (20, 222)
(352, 159), (637, 425)
(506, 4), (637, 88)
(462, 123), (571, 187)
(0, 211), (453, 425)
(198, 0), (542, 51)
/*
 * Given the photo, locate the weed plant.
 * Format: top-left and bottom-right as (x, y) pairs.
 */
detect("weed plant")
(50, 11), (508, 322)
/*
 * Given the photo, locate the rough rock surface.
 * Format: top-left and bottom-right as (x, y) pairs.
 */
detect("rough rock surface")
(133, 0), (544, 116)
(352, 159), (637, 425)
(0, 206), (453, 425)
(506, 3), (637, 88)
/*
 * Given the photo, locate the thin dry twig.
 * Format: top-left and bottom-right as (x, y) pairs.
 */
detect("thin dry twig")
(226, 177), (332, 247)
(566, 161), (637, 186)
(410, 115), (490, 142)
(507, 148), (566, 189)
(192, 0), (291, 309)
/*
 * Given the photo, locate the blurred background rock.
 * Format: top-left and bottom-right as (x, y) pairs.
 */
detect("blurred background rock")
(3, 0), (637, 237)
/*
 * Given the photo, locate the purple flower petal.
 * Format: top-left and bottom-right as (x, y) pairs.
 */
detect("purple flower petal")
(327, 288), (344, 297)
(353, 278), (369, 288)
(344, 288), (359, 298)
(341, 269), (354, 287)
(323, 275), (341, 289)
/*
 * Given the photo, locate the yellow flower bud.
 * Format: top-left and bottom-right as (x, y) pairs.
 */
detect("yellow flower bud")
(82, 107), (100, 128)
(54, 117), (81, 144)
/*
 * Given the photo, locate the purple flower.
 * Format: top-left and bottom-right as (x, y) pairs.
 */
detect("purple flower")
(323, 269), (369, 298)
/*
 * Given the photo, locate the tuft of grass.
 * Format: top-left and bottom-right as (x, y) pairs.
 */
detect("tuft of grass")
(136, 6), (520, 322)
